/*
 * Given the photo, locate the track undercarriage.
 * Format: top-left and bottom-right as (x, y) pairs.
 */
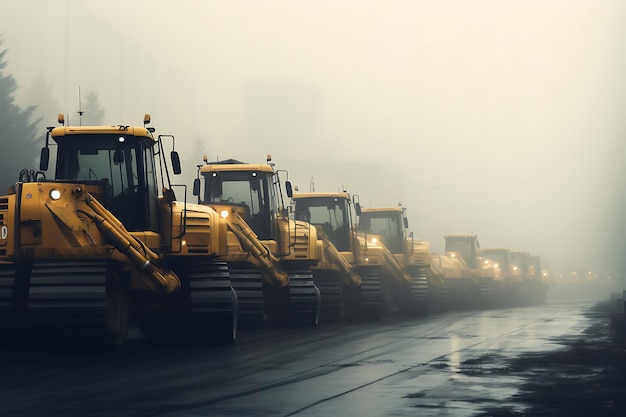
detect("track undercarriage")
(342, 268), (384, 321)
(263, 267), (320, 327)
(392, 266), (430, 316)
(133, 258), (237, 344)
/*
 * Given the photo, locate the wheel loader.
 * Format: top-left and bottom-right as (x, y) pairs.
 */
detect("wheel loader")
(193, 156), (320, 328)
(291, 191), (385, 321)
(0, 114), (237, 346)
(356, 205), (442, 315)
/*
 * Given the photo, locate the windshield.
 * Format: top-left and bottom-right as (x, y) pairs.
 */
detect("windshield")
(56, 135), (143, 196)
(294, 197), (350, 251)
(54, 135), (156, 231)
(482, 250), (509, 269)
(358, 212), (403, 254)
(445, 237), (477, 267)
(201, 170), (273, 238)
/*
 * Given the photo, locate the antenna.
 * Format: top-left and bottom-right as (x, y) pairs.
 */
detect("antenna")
(77, 87), (84, 126)
(310, 176), (315, 192)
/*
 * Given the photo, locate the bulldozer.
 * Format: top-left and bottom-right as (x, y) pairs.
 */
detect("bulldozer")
(0, 114), (237, 346)
(356, 205), (442, 315)
(429, 234), (500, 309)
(291, 191), (385, 321)
(527, 254), (548, 306)
(509, 250), (548, 306)
(480, 247), (520, 307)
(193, 156), (320, 327)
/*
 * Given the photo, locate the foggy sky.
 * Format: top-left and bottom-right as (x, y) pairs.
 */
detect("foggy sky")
(1, 0), (625, 277)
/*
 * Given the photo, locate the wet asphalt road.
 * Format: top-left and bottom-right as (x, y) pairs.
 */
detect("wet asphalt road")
(0, 297), (605, 417)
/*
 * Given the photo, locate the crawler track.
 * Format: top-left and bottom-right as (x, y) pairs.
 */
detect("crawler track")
(343, 268), (384, 320)
(312, 269), (343, 321)
(229, 262), (265, 329)
(25, 260), (128, 346)
(393, 266), (430, 316)
(173, 259), (238, 343)
(264, 268), (320, 327)
(477, 277), (495, 309)
(445, 278), (480, 310)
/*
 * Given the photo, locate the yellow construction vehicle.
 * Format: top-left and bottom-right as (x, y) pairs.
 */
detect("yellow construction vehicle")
(429, 234), (500, 309)
(510, 250), (548, 306)
(291, 191), (385, 321)
(0, 114), (237, 346)
(356, 205), (441, 315)
(193, 156), (320, 327)
(528, 255), (548, 306)
(480, 247), (519, 306)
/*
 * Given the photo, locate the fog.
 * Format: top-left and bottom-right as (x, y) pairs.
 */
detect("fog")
(1, 0), (625, 279)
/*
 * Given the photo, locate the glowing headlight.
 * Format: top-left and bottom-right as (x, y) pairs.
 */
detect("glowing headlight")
(484, 259), (490, 265)
(364, 257), (369, 263)
(371, 238), (377, 244)
(220, 210), (229, 218)
(50, 189), (61, 200)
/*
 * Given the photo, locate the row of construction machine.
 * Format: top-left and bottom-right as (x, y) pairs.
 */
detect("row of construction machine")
(356, 205), (445, 315)
(290, 195), (444, 318)
(291, 191), (386, 321)
(193, 156), (321, 328)
(0, 114), (237, 347)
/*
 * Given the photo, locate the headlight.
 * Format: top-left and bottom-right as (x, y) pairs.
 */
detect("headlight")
(371, 238), (377, 244)
(220, 210), (229, 218)
(50, 189), (61, 200)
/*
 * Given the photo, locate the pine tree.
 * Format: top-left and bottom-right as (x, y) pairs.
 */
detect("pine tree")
(22, 73), (60, 131)
(80, 89), (105, 126)
(0, 38), (42, 189)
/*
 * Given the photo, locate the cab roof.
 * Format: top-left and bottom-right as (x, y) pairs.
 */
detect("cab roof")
(360, 207), (403, 213)
(292, 192), (350, 200)
(444, 233), (478, 239)
(199, 161), (274, 173)
(51, 125), (154, 140)
(481, 247), (510, 253)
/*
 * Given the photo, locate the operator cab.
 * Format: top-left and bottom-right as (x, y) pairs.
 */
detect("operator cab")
(195, 162), (278, 240)
(445, 235), (479, 269)
(53, 134), (159, 232)
(293, 196), (351, 252)
(358, 209), (405, 254)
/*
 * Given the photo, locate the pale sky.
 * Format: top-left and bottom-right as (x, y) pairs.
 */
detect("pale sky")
(1, 0), (625, 277)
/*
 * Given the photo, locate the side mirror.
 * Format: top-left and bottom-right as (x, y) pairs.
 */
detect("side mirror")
(39, 147), (50, 171)
(285, 180), (293, 198)
(193, 178), (200, 196)
(403, 216), (409, 229)
(354, 202), (361, 216)
(171, 151), (181, 175)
